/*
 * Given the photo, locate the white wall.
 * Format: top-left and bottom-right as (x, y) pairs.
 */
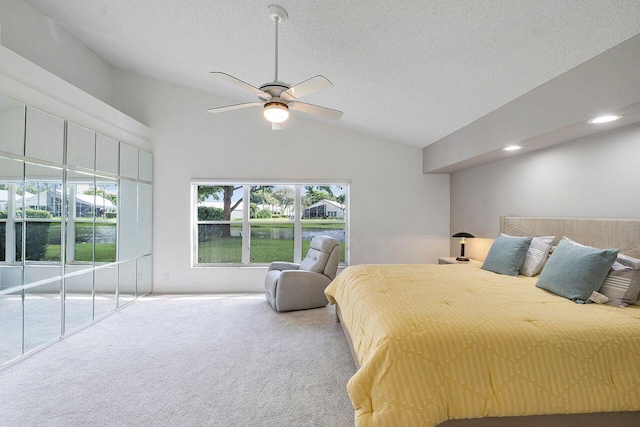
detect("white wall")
(111, 70), (450, 293)
(450, 123), (640, 260)
(0, 0), (113, 104)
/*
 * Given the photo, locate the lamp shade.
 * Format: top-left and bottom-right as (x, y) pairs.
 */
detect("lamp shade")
(263, 102), (290, 123)
(452, 232), (475, 238)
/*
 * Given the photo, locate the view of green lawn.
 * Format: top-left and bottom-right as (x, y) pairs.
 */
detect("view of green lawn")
(198, 220), (345, 264)
(198, 237), (346, 264)
(44, 243), (116, 262)
(11, 204), (347, 264)
(39, 222), (116, 262)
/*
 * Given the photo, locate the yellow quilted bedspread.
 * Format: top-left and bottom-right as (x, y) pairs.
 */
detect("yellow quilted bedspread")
(325, 263), (640, 427)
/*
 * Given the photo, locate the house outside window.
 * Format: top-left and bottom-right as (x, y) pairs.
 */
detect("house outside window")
(302, 199), (345, 219)
(193, 182), (348, 266)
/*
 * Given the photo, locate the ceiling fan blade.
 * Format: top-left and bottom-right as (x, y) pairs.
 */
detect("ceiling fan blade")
(210, 72), (269, 98)
(207, 102), (263, 114)
(284, 75), (332, 99)
(272, 122), (285, 131)
(289, 101), (343, 120)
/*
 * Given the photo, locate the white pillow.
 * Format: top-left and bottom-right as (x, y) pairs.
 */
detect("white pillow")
(616, 253), (640, 270)
(600, 254), (640, 307)
(519, 235), (555, 277)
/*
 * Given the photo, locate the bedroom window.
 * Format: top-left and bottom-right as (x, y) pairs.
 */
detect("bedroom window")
(192, 182), (348, 267)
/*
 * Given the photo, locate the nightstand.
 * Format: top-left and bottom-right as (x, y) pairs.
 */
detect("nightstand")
(438, 257), (482, 266)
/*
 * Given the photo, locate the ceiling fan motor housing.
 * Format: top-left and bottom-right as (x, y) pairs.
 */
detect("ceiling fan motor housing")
(259, 82), (291, 100)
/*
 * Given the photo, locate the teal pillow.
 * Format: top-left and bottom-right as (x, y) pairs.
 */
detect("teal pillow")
(481, 235), (532, 276)
(536, 237), (619, 303)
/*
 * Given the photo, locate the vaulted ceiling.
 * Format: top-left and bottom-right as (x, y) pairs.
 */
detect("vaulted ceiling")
(25, 0), (640, 147)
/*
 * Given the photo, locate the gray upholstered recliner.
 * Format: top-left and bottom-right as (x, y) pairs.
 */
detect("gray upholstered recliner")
(265, 235), (342, 312)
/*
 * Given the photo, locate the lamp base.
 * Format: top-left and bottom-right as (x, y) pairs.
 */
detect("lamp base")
(456, 257), (470, 262)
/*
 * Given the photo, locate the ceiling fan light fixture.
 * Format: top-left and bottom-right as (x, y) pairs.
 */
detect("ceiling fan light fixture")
(208, 5), (342, 128)
(264, 101), (289, 123)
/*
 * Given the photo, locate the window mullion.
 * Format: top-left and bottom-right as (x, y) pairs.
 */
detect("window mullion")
(66, 183), (77, 263)
(6, 183), (17, 262)
(192, 184), (198, 266)
(294, 185), (302, 263)
(242, 185), (250, 264)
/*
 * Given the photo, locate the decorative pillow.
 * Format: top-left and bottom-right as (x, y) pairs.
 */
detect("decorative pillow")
(616, 253), (640, 270)
(536, 237), (619, 303)
(481, 235), (532, 276)
(519, 235), (555, 277)
(600, 254), (640, 307)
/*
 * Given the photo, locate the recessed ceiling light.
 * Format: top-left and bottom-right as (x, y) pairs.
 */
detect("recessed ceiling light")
(588, 114), (622, 124)
(503, 145), (522, 151)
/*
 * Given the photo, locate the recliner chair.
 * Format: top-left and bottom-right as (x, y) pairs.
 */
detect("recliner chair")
(265, 235), (342, 312)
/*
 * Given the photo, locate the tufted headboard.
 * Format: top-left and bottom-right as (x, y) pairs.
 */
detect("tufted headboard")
(500, 216), (640, 258)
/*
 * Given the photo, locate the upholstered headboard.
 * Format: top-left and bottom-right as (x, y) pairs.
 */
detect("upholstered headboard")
(499, 216), (640, 258)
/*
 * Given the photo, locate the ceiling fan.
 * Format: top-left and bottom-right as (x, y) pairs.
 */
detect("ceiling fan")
(207, 4), (343, 130)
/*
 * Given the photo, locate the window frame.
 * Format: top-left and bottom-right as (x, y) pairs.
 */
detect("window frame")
(0, 182), (20, 264)
(191, 180), (349, 268)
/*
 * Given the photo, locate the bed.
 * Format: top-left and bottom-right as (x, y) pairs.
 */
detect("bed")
(325, 217), (640, 427)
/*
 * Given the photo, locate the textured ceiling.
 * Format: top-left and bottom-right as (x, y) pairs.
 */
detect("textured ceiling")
(24, 0), (640, 147)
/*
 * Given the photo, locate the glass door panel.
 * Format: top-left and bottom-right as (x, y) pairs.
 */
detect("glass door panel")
(119, 180), (137, 261)
(138, 183), (152, 257)
(0, 95), (26, 156)
(66, 122), (95, 170)
(24, 281), (61, 353)
(94, 265), (117, 318)
(0, 156), (24, 290)
(118, 259), (136, 306)
(66, 171), (96, 272)
(0, 290), (23, 364)
(23, 163), (63, 284)
(95, 177), (117, 264)
(64, 271), (94, 333)
(25, 107), (64, 164)
(136, 255), (152, 296)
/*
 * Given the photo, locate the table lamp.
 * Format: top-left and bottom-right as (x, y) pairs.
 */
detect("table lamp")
(452, 231), (475, 261)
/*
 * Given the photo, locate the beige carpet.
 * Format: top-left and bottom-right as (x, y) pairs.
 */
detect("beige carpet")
(0, 294), (356, 426)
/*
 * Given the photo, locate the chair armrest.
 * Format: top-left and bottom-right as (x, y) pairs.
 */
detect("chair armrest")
(278, 270), (331, 289)
(268, 262), (300, 272)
